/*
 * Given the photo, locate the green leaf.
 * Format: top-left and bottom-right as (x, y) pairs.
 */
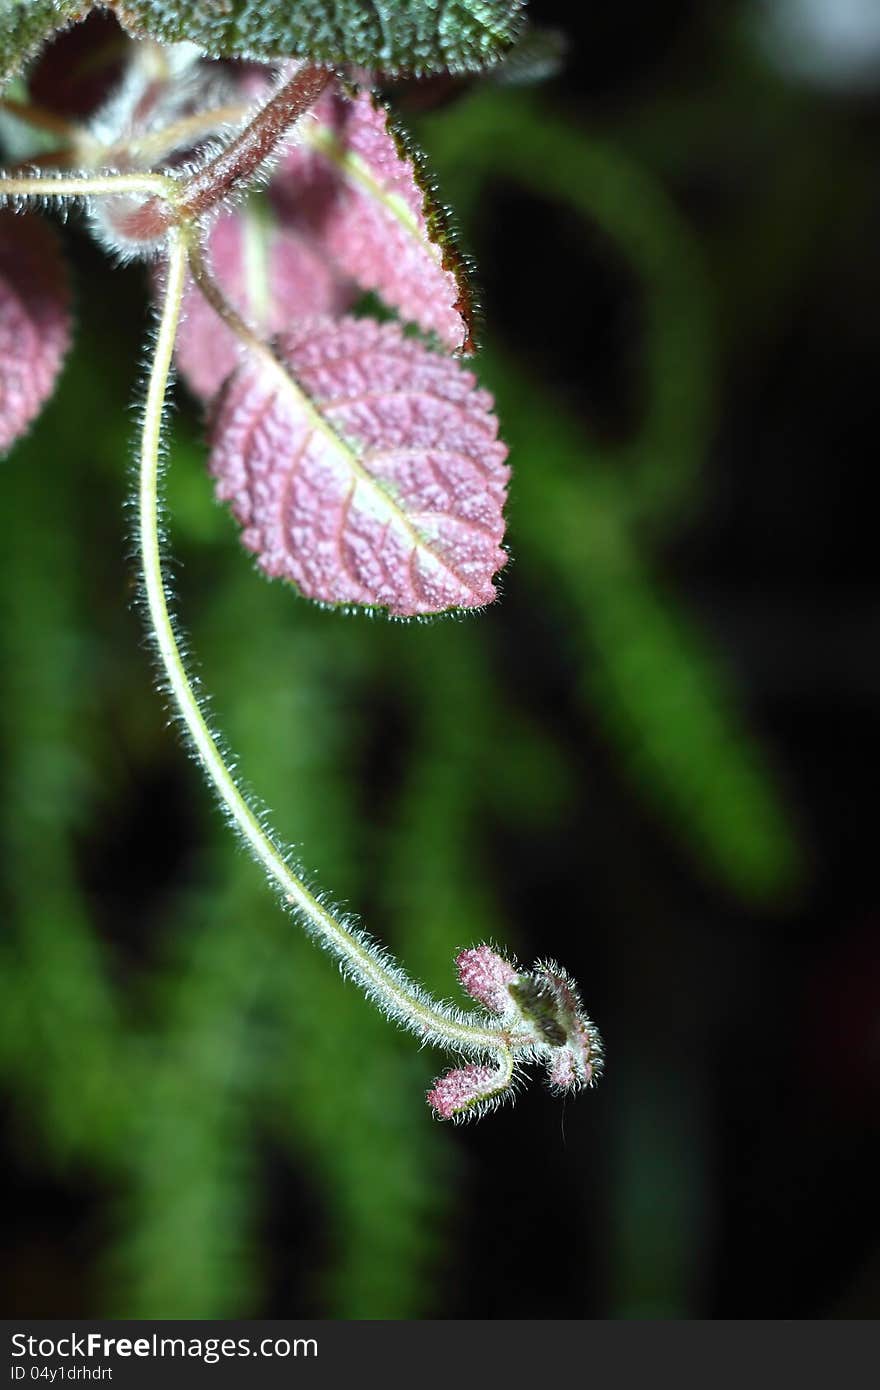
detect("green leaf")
(0, 1), (85, 88)
(111, 0), (524, 76)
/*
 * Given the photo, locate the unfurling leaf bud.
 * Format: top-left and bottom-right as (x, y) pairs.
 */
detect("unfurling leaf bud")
(529, 961), (603, 1093)
(428, 945), (603, 1120)
(456, 945), (519, 1013)
(427, 1063), (506, 1119)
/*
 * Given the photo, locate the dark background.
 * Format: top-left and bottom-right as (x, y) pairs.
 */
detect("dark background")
(1, 0), (879, 1318)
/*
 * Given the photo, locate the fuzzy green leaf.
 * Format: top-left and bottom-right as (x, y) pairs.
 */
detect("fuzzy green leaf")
(0, 0), (85, 87)
(110, 0), (524, 76)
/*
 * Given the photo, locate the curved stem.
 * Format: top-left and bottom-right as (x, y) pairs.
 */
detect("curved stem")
(139, 228), (510, 1063)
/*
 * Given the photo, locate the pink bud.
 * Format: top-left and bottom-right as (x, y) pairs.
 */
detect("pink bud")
(427, 1064), (500, 1120)
(456, 945), (518, 1013)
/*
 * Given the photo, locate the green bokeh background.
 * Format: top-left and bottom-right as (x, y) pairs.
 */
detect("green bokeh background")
(2, 1), (879, 1318)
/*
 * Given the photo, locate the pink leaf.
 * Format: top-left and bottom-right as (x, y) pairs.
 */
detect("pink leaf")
(0, 213), (71, 455)
(175, 206), (354, 401)
(273, 87), (475, 355)
(209, 317), (509, 617)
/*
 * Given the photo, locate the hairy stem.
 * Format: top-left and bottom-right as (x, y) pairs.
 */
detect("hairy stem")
(175, 65), (331, 221)
(139, 228), (511, 1063)
(0, 170), (175, 200)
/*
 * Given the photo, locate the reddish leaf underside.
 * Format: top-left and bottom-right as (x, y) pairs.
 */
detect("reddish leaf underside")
(209, 317), (509, 617)
(273, 88), (475, 354)
(0, 213), (72, 455)
(27, 11), (129, 121)
(175, 207), (353, 401)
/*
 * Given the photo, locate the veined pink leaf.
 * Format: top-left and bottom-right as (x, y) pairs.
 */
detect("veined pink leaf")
(0, 213), (72, 455)
(273, 87), (475, 355)
(175, 206), (353, 401)
(209, 317), (509, 617)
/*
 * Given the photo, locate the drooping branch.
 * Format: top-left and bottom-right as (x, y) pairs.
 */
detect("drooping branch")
(0, 32), (604, 1121)
(138, 226), (516, 1079)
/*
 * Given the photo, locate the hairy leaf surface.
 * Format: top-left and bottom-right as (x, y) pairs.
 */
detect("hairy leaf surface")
(0, 213), (72, 454)
(110, 0), (524, 76)
(273, 87), (474, 354)
(0, 0), (86, 87)
(176, 205), (354, 401)
(210, 317), (509, 616)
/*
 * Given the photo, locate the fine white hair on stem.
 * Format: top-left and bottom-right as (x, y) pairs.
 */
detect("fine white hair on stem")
(0, 167), (175, 203)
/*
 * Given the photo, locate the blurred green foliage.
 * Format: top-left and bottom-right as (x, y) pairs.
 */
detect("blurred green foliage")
(423, 89), (802, 901)
(0, 23), (812, 1317)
